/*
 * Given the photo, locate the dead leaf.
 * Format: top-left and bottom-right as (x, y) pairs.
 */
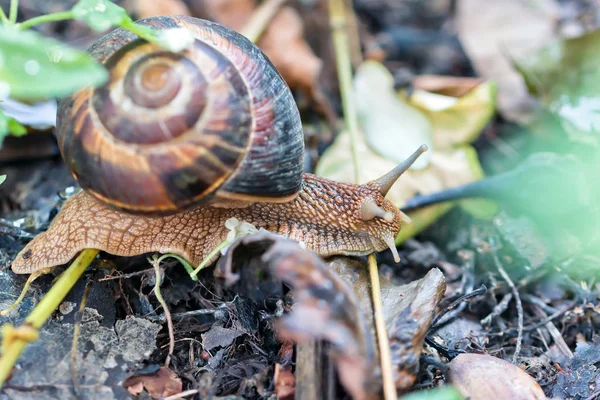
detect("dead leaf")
(274, 363), (295, 400)
(125, 0), (191, 19)
(123, 366), (183, 399)
(216, 231), (377, 400)
(201, 325), (245, 351)
(449, 353), (546, 400)
(456, 0), (560, 123)
(189, 0), (255, 32)
(552, 335), (600, 399)
(191, 0), (328, 114)
(409, 79), (497, 148)
(258, 6), (324, 98)
(330, 257), (446, 390)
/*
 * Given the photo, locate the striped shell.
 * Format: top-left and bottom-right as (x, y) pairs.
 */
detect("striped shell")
(57, 16), (304, 214)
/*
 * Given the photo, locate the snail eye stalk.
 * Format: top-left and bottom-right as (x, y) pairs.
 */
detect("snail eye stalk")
(371, 144), (428, 197)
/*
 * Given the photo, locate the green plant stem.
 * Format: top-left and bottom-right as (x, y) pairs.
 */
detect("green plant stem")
(0, 249), (99, 388)
(0, 7), (9, 23)
(18, 11), (75, 30)
(190, 239), (231, 278)
(151, 260), (174, 367)
(121, 19), (157, 43)
(328, 0), (361, 183)
(8, 0), (18, 23)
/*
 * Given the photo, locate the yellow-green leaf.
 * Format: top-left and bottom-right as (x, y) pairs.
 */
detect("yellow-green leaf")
(354, 60), (433, 170)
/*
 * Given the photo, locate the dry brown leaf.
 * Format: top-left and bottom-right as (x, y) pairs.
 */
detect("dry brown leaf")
(191, 0), (325, 107)
(275, 339), (295, 400)
(201, 325), (245, 351)
(330, 257), (446, 390)
(189, 0), (255, 31)
(274, 363), (295, 400)
(449, 353), (546, 400)
(123, 367), (183, 399)
(257, 7), (323, 97)
(456, 0), (560, 123)
(125, 0), (191, 19)
(215, 231), (377, 400)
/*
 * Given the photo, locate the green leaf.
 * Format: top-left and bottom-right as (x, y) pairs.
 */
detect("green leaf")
(0, 106), (27, 146)
(71, 0), (159, 45)
(71, 0), (193, 52)
(515, 29), (600, 138)
(72, 0), (131, 32)
(400, 387), (464, 400)
(0, 175), (6, 185)
(0, 25), (108, 100)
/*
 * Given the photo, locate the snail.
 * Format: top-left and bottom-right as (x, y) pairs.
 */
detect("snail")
(10, 15), (427, 275)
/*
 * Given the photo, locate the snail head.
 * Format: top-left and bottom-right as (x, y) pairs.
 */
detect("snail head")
(353, 144), (428, 262)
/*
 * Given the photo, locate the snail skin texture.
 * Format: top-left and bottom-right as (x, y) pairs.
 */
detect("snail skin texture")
(11, 15), (427, 275)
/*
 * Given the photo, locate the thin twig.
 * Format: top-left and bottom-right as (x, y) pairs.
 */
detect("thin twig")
(163, 389), (200, 400)
(70, 280), (93, 395)
(492, 252), (523, 364)
(151, 259), (175, 367)
(480, 292), (513, 327)
(98, 267), (155, 281)
(147, 308), (227, 324)
(368, 254), (397, 400)
(241, 0), (287, 43)
(430, 285), (487, 330)
(0, 249), (99, 388)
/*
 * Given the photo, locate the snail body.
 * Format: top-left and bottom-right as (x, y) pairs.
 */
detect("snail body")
(11, 16), (426, 274)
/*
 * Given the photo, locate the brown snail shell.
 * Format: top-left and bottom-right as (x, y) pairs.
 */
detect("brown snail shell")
(57, 15), (304, 215)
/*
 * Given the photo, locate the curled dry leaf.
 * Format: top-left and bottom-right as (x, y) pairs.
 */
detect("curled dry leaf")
(449, 353), (546, 400)
(456, 0), (559, 124)
(123, 366), (183, 399)
(215, 231), (377, 400)
(409, 77), (496, 149)
(330, 257), (446, 390)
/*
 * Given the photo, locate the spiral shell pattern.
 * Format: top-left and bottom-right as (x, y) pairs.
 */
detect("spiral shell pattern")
(57, 16), (304, 214)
